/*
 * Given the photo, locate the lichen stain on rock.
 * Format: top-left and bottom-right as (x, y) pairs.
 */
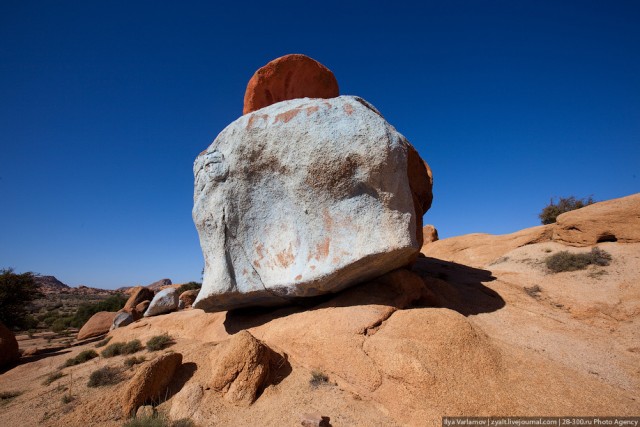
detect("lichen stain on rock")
(275, 242), (295, 268)
(343, 103), (354, 115)
(246, 114), (269, 130)
(305, 106), (319, 116)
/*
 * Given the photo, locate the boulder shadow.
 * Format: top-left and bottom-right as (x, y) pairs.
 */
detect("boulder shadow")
(163, 362), (198, 402)
(223, 256), (505, 334)
(2, 348), (73, 373)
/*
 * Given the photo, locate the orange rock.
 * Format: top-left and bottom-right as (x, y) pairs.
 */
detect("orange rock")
(406, 143), (433, 247)
(123, 286), (154, 312)
(243, 54), (339, 114)
(422, 225), (439, 244)
(0, 321), (19, 367)
(77, 311), (117, 340)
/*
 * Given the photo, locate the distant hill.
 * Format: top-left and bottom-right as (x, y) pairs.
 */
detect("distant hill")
(33, 275), (70, 292)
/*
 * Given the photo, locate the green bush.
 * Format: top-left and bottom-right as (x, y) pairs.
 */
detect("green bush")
(101, 340), (142, 358)
(87, 366), (123, 387)
(146, 334), (173, 351)
(63, 350), (98, 367)
(545, 247), (612, 273)
(177, 282), (201, 295)
(124, 356), (146, 368)
(95, 336), (112, 348)
(42, 371), (64, 386)
(71, 294), (127, 329)
(0, 269), (43, 329)
(539, 196), (595, 225)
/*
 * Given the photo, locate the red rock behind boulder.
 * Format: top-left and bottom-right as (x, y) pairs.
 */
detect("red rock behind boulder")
(243, 54), (339, 114)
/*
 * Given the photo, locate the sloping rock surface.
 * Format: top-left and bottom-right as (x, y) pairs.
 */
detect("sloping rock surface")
(193, 96), (431, 312)
(77, 311), (117, 340)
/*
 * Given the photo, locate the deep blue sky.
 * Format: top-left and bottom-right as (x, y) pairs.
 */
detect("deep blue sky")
(1, 1), (638, 289)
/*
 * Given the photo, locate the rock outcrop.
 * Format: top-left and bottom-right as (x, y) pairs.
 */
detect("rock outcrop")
(0, 321), (19, 367)
(209, 331), (278, 406)
(243, 54), (339, 114)
(553, 193), (640, 246)
(135, 300), (151, 315)
(144, 288), (179, 317)
(111, 311), (135, 330)
(193, 95), (431, 311)
(122, 352), (183, 417)
(77, 311), (117, 340)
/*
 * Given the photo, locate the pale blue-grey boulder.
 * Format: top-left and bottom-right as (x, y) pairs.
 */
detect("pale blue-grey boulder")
(144, 288), (179, 317)
(111, 311), (135, 330)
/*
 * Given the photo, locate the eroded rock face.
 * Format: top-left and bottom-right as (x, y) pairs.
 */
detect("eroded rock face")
(243, 54), (339, 114)
(193, 96), (431, 312)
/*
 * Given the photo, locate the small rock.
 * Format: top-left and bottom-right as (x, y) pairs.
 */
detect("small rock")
(124, 287), (155, 312)
(111, 311), (135, 330)
(422, 225), (439, 244)
(169, 383), (203, 420)
(136, 405), (155, 419)
(135, 300), (151, 315)
(300, 413), (331, 427)
(77, 311), (117, 340)
(122, 352), (183, 417)
(179, 289), (199, 309)
(0, 321), (19, 367)
(144, 288), (179, 317)
(210, 331), (280, 405)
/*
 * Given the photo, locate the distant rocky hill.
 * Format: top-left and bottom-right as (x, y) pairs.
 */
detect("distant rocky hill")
(33, 275), (69, 292)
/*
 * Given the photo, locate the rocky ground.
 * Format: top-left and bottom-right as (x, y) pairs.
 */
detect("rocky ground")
(1, 195), (639, 426)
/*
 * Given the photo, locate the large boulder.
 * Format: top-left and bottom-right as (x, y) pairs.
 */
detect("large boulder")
(422, 224), (439, 244)
(243, 54), (339, 115)
(122, 352), (182, 417)
(193, 95), (431, 311)
(111, 311), (135, 330)
(144, 288), (179, 317)
(553, 193), (640, 246)
(77, 311), (117, 340)
(0, 321), (19, 367)
(123, 286), (154, 312)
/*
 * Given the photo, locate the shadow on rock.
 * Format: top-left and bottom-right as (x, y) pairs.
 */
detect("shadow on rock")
(165, 361), (198, 402)
(223, 257), (505, 334)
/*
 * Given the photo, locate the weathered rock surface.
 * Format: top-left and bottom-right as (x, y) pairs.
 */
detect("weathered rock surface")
(111, 311), (135, 330)
(124, 286), (154, 312)
(209, 331), (277, 406)
(422, 224), (439, 244)
(0, 321), (19, 367)
(553, 193), (640, 246)
(193, 96), (431, 311)
(144, 288), (179, 317)
(169, 383), (203, 420)
(122, 352), (183, 417)
(179, 290), (199, 309)
(243, 54), (339, 114)
(77, 311), (117, 340)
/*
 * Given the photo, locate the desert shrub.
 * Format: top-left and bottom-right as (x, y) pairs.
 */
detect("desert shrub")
(124, 356), (146, 368)
(42, 371), (65, 386)
(63, 350), (98, 367)
(309, 370), (329, 387)
(177, 282), (201, 295)
(101, 340), (142, 358)
(524, 285), (542, 299)
(61, 394), (74, 404)
(87, 366), (123, 387)
(146, 334), (173, 351)
(539, 196), (595, 225)
(0, 390), (22, 405)
(95, 336), (112, 348)
(0, 268), (43, 329)
(545, 247), (612, 273)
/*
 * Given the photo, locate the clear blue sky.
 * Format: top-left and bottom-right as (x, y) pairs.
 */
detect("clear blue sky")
(1, 1), (638, 289)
